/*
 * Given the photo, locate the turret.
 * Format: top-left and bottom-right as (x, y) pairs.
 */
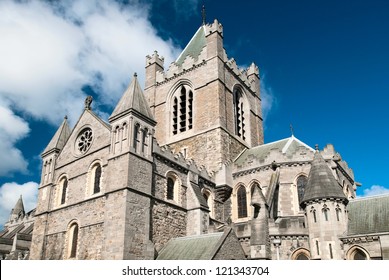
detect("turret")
(109, 73), (156, 159)
(301, 145), (348, 259)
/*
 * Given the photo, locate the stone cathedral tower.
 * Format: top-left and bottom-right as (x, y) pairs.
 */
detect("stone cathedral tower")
(144, 19), (263, 174)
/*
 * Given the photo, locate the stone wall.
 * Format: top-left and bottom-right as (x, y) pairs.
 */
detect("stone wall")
(152, 200), (186, 252)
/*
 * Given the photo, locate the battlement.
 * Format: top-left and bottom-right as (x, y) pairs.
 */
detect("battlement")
(205, 19), (223, 36)
(153, 140), (214, 182)
(146, 50), (165, 67)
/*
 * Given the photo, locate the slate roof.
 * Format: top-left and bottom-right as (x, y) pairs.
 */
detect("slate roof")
(109, 74), (154, 122)
(157, 231), (227, 260)
(175, 26), (206, 66)
(42, 116), (71, 155)
(234, 136), (314, 165)
(347, 194), (389, 235)
(301, 150), (347, 205)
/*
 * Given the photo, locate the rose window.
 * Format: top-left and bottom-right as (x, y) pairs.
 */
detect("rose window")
(77, 128), (93, 153)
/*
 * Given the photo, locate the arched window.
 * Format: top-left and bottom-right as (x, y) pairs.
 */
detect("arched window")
(60, 177), (68, 205)
(67, 223), (79, 259)
(202, 189), (214, 218)
(310, 207), (317, 223)
(296, 175), (307, 208)
(347, 246), (369, 260)
(166, 173), (180, 203)
(291, 248), (311, 260)
(172, 85), (193, 135)
(142, 128), (148, 154)
(233, 88), (245, 140)
(237, 186), (247, 218)
(133, 123), (140, 152)
(316, 240), (320, 255)
(167, 177), (175, 200)
(322, 204), (329, 221)
(335, 205), (341, 221)
(93, 164), (102, 194)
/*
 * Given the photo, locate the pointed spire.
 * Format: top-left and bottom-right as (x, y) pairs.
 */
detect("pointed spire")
(301, 150), (347, 206)
(10, 195), (25, 220)
(42, 116), (71, 156)
(109, 73), (154, 122)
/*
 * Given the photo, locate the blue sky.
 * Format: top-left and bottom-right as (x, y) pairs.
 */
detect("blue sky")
(0, 0), (388, 227)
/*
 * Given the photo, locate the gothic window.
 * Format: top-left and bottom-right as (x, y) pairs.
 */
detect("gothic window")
(233, 88), (245, 140)
(310, 207), (317, 223)
(166, 173), (180, 203)
(296, 175), (307, 208)
(352, 249), (367, 260)
(335, 205), (341, 221)
(237, 186), (247, 218)
(76, 128), (93, 154)
(60, 177), (68, 205)
(316, 240), (320, 255)
(133, 123), (140, 152)
(322, 204), (329, 221)
(172, 85), (193, 135)
(167, 177), (174, 200)
(67, 222), (79, 259)
(93, 164), (102, 194)
(122, 123), (128, 140)
(115, 126), (120, 142)
(292, 249), (311, 260)
(329, 244), (333, 259)
(202, 189), (214, 218)
(141, 128), (148, 154)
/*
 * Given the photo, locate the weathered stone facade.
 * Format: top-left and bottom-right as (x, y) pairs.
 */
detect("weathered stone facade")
(3, 17), (389, 261)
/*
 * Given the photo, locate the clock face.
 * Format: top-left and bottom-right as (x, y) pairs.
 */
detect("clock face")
(76, 128), (93, 154)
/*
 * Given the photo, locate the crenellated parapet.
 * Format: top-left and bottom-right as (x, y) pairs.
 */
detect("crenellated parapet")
(153, 140), (214, 185)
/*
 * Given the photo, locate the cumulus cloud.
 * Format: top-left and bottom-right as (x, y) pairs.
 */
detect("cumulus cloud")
(361, 185), (389, 197)
(0, 101), (30, 176)
(0, 181), (39, 229)
(0, 0), (182, 175)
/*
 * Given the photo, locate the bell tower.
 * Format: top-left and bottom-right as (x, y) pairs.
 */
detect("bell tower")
(144, 19), (263, 173)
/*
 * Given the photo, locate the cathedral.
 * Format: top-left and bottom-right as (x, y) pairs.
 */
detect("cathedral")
(1, 17), (389, 260)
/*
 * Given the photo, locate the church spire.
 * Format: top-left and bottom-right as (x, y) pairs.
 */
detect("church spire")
(42, 116), (71, 156)
(10, 195), (25, 221)
(109, 73), (155, 123)
(301, 149), (347, 207)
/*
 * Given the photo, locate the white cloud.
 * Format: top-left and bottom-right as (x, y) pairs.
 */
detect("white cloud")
(361, 185), (389, 197)
(0, 181), (38, 229)
(0, 102), (30, 176)
(260, 74), (276, 121)
(0, 0), (181, 175)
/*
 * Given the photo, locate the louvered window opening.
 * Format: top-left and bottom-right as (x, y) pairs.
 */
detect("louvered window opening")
(173, 86), (193, 135)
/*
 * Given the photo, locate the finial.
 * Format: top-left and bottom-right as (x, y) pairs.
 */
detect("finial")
(201, 4), (206, 25)
(290, 124), (294, 136)
(84, 95), (93, 110)
(315, 144), (319, 151)
(64, 115), (68, 120)
(134, 72), (137, 78)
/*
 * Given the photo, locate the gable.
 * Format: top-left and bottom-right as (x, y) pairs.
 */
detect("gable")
(56, 109), (111, 167)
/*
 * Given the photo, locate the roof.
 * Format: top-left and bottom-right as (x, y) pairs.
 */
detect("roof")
(109, 74), (154, 122)
(347, 194), (389, 235)
(11, 195), (25, 218)
(175, 25), (206, 66)
(157, 231), (227, 260)
(42, 116), (71, 155)
(234, 135), (314, 165)
(301, 150), (347, 204)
